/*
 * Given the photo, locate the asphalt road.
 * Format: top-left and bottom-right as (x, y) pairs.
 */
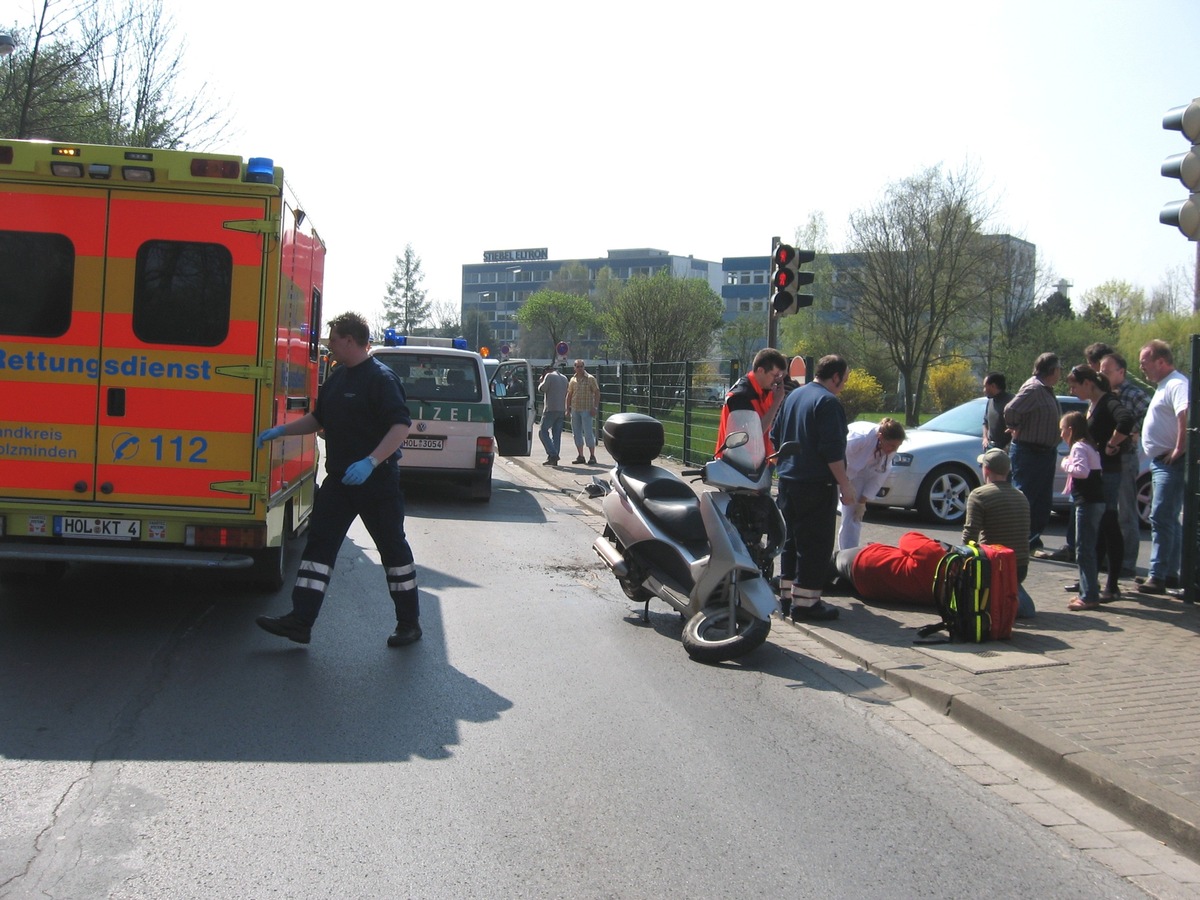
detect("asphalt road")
(0, 465), (1137, 899)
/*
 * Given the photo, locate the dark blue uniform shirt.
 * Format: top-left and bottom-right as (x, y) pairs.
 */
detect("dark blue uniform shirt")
(313, 357), (412, 476)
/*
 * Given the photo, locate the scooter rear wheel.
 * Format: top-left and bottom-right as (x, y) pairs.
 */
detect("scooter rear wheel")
(682, 606), (770, 663)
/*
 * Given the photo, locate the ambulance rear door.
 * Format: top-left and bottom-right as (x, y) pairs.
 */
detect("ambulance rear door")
(0, 183), (105, 503)
(94, 188), (270, 511)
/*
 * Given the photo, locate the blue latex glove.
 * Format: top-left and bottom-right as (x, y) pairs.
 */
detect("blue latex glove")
(342, 457), (376, 485)
(256, 426), (286, 449)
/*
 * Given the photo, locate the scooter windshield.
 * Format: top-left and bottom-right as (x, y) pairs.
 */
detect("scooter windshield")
(722, 408), (766, 472)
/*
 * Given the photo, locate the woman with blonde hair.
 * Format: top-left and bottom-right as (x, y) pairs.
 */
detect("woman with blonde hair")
(838, 417), (906, 549)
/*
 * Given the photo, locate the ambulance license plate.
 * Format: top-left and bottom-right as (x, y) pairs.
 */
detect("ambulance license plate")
(403, 437), (444, 451)
(54, 516), (141, 540)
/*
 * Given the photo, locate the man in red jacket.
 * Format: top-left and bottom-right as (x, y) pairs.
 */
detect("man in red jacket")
(832, 531), (946, 605)
(715, 348), (787, 457)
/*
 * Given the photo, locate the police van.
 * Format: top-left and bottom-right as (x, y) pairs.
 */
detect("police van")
(371, 335), (533, 501)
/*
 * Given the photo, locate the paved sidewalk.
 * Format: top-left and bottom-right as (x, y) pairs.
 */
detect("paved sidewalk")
(506, 447), (1200, 864)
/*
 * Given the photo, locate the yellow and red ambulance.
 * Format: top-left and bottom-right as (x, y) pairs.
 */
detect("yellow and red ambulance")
(0, 139), (323, 587)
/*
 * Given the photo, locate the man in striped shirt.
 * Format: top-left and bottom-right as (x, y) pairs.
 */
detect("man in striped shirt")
(1004, 352), (1062, 554)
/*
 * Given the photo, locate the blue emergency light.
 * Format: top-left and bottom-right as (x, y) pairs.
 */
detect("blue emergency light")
(379, 330), (469, 350)
(245, 157), (274, 184)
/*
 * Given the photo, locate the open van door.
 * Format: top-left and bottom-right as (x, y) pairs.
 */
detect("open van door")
(489, 359), (534, 456)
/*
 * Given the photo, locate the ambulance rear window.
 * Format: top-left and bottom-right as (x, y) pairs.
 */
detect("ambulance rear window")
(0, 230), (74, 337)
(132, 240), (232, 347)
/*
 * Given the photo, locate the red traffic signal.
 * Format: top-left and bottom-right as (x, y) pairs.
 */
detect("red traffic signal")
(770, 244), (816, 316)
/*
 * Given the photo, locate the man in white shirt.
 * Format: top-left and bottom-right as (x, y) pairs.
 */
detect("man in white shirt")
(1136, 340), (1189, 595)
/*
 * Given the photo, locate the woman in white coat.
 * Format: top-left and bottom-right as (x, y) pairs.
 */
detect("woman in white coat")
(838, 417), (906, 549)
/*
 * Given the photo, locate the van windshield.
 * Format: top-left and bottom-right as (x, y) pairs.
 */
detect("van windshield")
(377, 354), (482, 402)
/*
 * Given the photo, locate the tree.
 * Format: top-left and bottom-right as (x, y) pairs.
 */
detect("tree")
(960, 234), (1040, 372)
(1039, 290), (1075, 321)
(1079, 279), (1146, 325)
(545, 261), (592, 296)
(425, 300), (462, 339)
(718, 315), (765, 369)
(775, 212), (907, 408)
(779, 212), (838, 356)
(843, 163), (1002, 425)
(515, 290), (596, 359)
(462, 308), (493, 353)
(1, 0), (227, 147)
(602, 271), (723, 364)
(1081, 298), (1118, 335)
(383, 244), (430, 334)
(1149, 265), (1197, 317)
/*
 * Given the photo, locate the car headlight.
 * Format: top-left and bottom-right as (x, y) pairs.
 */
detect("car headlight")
(891, 453), (914, 467)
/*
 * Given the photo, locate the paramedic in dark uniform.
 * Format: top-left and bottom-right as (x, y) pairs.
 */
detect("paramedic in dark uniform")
(255, 312), (420, 647)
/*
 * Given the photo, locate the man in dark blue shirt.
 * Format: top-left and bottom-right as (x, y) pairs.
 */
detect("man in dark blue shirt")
(255, 312), (420, 647)
(774, 354), (856, 622)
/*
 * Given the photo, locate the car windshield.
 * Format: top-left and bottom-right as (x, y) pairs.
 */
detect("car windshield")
(918, 398), (986, 436)
(919, 395), (1087, 438)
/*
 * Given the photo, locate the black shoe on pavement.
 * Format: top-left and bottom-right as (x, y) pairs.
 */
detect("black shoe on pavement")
(542, 457), (559, 466)
(572, 455), (586, 464)
(1064, 582), (1080, 592)
(256, 613), (311, 644)
(588, 455), (598, 465)
(387, 623), (423, 647)
(1137, 578), (1167, 596)
(790, 599), (840, 622)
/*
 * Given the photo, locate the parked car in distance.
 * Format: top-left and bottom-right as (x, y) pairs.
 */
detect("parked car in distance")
(867, 396), (1152, 526)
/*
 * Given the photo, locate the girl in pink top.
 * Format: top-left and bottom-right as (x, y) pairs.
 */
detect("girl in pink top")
(1060, 411), (1105, 610)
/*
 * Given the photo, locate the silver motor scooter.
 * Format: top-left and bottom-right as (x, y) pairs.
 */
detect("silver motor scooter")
(592, 410), (787, 663)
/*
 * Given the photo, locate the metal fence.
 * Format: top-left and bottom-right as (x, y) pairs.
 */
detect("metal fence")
(560, 359), (741, 466)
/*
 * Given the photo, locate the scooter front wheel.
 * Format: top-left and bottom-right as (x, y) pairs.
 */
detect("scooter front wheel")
(682, 606), (770, 663)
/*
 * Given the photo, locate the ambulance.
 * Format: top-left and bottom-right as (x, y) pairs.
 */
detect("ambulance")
(0, 139), (323, 588)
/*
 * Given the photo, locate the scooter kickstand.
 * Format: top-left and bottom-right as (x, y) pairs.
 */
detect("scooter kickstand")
(642, 599), (650, 623)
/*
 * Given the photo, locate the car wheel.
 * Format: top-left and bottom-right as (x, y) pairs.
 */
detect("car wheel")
(916, 464), (977, 525)
(1136, 472), (1152, 529)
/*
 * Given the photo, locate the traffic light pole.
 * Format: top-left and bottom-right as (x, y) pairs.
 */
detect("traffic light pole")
(767, 235), (781, 348)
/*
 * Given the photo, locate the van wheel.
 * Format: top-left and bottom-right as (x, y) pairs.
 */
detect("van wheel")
(471, 475), (492, 502)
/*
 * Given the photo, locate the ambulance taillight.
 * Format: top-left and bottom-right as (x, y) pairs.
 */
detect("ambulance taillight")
(187, 525), (267, 550)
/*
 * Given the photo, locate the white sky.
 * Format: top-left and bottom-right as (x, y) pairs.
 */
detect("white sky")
(172, 0), (1200, 321)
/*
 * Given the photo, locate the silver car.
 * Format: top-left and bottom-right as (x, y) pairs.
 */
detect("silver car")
(868, 396), (1152, 525)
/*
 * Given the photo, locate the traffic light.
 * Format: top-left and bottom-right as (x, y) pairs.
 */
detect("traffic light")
(770, 244), (816, 316)
(1160, 97), (1200, 240)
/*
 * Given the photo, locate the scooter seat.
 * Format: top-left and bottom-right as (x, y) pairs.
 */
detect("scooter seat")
(618, 465), (707, 544)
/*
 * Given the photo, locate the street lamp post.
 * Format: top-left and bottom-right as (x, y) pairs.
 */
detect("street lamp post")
(476, 291), (495, 351)
(0, 34), (15, 57)
(505, 267), (521, 352)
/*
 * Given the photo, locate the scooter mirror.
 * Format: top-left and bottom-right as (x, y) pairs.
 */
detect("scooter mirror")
(725, 431), (749, 449)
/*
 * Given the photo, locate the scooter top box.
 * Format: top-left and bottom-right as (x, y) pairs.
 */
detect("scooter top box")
(601, 413), (663, 465)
